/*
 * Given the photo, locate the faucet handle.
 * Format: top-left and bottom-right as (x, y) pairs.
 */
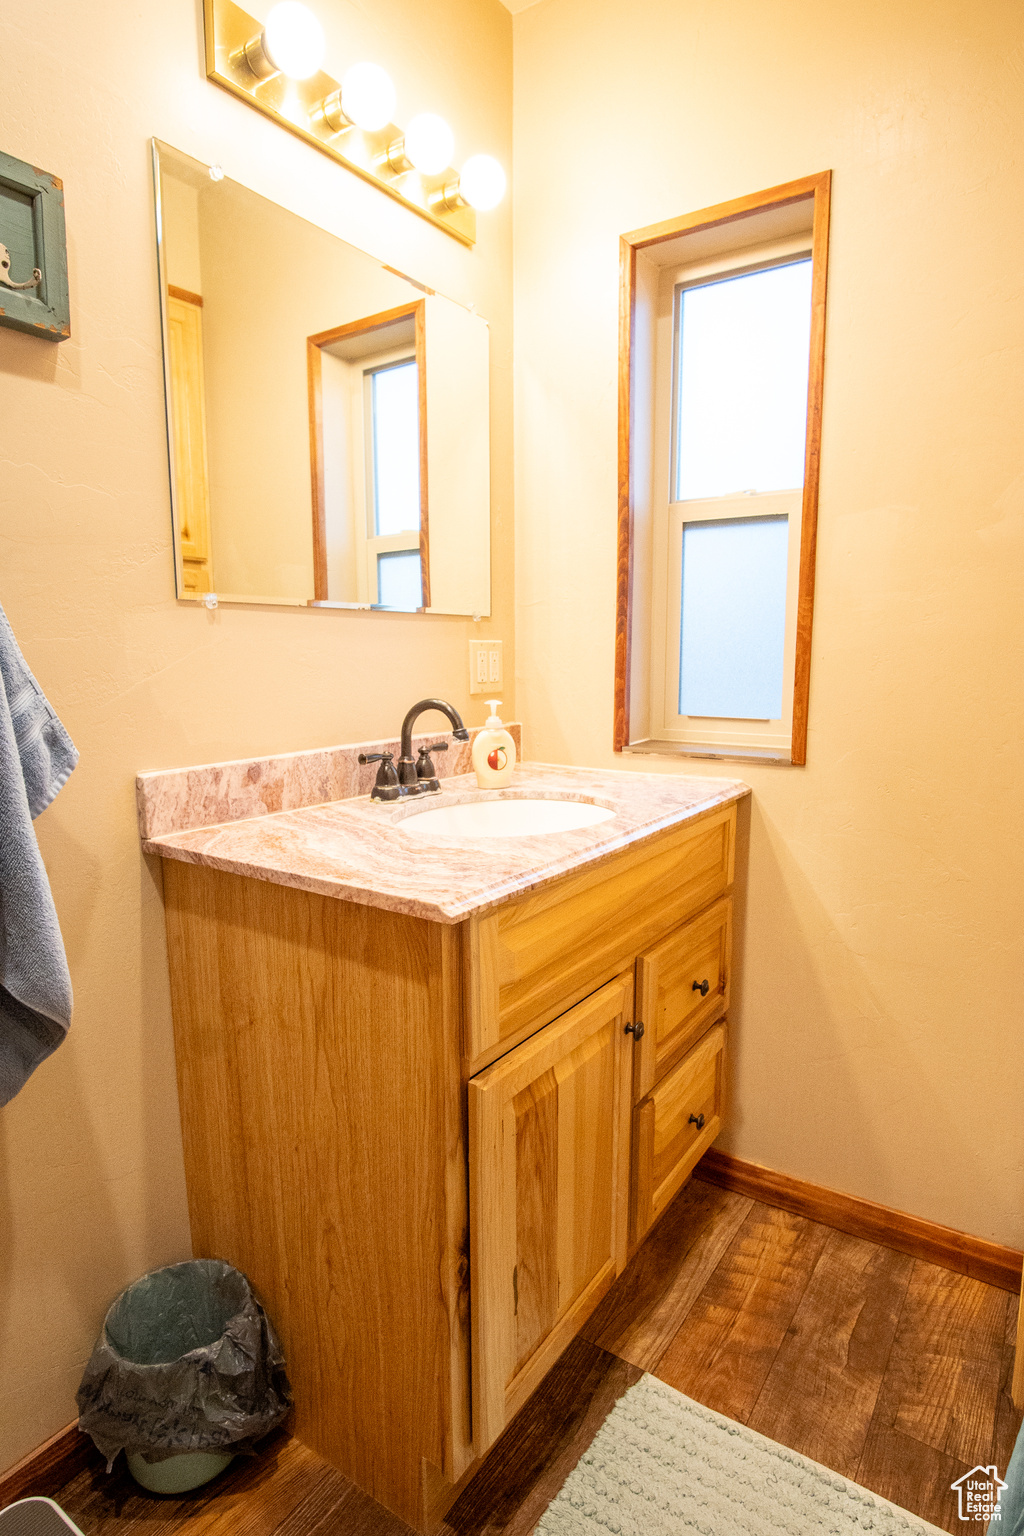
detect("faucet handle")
(415, 742), (449, 792)
(358, 751), (403, 802)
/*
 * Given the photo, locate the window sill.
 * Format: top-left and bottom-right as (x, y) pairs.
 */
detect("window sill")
(621, 738), (794, 766)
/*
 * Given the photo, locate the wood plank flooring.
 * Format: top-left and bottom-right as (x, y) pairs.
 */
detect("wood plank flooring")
(35, 1178), (1022, 1536)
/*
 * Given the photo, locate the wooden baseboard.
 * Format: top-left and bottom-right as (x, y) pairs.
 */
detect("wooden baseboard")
(0, 1422), (97, 1509)
(696, 1149), (1023, 1294)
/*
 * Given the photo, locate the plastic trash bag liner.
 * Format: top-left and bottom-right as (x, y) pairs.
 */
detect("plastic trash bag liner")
(77, 1259), (292, 1466)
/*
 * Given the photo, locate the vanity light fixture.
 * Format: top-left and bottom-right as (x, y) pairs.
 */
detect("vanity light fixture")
(342, 62), (396, 132)
(308, 64), (397, 137)
(430, 153), (507, 213)
(230, 0), (326, 82)
(203, 0), (506, 244)
(307, 87), (350, 137)
(377, 113), (454, 176)
(403, 114), (455, 176)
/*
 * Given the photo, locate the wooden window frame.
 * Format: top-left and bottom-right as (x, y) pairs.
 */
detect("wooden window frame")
(614, 171), (832, 765)
(307, 299), (430, 609)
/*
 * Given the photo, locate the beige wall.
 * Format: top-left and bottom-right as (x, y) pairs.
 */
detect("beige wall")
(513, 0), (1024, 1243)
(0, 0), (511, 1473)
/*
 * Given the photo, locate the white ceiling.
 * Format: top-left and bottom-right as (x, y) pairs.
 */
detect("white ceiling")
(496, 0), (545, 12)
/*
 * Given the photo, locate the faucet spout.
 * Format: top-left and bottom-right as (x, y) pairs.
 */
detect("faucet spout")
(398, 698), (470, 791)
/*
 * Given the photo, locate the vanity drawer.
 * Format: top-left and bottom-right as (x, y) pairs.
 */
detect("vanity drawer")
(633, 896), (731, 1102)
(465, 805), (735, 1073)
(630, 1022), (725, 1249)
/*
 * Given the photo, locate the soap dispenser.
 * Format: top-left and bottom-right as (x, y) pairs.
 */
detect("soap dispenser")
(472, 701), (516, 788)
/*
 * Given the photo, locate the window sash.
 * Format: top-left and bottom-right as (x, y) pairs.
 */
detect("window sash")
(654, 490), (802, 750)
(669, 249), (812, 505)
(365, 355), (421, 538)
(358, 348), (421, 604)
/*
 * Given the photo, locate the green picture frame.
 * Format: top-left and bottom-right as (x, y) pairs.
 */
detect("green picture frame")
(0, 148), (70, 341)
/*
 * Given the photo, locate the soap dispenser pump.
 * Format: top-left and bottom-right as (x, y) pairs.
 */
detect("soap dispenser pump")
(472, 701), (516, 788)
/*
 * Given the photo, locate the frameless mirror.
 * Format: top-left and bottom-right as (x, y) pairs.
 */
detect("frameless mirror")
(153, 140), (491, 615)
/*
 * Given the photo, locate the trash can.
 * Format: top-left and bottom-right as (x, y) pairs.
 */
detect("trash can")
(77, 1258), (292, 1494)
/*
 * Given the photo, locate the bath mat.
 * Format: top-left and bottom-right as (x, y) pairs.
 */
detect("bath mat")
(536, 1373), (946, 1536)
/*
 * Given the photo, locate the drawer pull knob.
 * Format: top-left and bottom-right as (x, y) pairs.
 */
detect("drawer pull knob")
(688, 1113), (705, 1130)
(625, 1021), (645, 1041)
(692, 978), (710, 997)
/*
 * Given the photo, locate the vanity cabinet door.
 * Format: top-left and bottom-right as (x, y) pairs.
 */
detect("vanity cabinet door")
(633, 896), (732, 1102)
(630, 1023), (725, 1249)
(468, 973), (633, 1454)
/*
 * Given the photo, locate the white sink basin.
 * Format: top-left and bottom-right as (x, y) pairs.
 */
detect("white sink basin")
(399, 797), (615, 840)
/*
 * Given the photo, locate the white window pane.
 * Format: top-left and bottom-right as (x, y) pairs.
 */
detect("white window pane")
(679, 516), (788, 720)
(372, 361), (420, 535)
(675, 260), (812, 501)
(377, 550), (422, 609)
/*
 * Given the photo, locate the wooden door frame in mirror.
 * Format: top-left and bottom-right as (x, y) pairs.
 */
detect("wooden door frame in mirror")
(307, 299), (430, 608)
(614, 171), (831, 765)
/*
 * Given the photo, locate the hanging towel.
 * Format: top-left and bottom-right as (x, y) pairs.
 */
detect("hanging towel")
(0, 601), (78, 1107)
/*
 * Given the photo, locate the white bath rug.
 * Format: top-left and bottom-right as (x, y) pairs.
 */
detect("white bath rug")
(536, 1373), (946, 1536)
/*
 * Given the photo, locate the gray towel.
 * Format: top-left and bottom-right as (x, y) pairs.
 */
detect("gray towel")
(0, 601), (78, 1107)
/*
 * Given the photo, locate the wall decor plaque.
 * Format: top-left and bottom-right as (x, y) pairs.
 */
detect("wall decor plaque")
(0, 149), (70, 340)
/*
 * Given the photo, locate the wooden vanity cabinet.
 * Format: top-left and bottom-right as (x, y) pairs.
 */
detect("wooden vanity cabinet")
(160, 800), (738, 1532)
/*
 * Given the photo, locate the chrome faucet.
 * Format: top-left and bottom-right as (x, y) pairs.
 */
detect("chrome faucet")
(360, 698), (470, 802)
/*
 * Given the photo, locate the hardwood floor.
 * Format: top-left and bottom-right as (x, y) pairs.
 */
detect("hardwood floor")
(32, 1178), (1022, 1536)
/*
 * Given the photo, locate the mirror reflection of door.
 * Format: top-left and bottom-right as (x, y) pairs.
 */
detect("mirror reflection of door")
(165, 286), (214, 594)
(308, 303), (429, 610)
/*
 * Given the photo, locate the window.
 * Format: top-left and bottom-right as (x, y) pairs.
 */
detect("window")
(615, 173), (831, 764)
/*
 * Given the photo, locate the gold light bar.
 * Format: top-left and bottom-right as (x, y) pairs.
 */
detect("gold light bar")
(202, 0), (477, 247)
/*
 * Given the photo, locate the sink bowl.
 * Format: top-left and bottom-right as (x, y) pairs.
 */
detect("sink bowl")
(398, 797), (615, 840)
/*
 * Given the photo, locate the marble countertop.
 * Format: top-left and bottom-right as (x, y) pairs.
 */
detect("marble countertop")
(142, 760), (749, 924)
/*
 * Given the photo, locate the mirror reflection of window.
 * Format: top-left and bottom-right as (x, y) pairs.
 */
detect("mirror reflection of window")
(309, 306), (428, 610)
(370, 360), (420, 535)
(377, 550), (423, 609)
(363, 354), (423, 607)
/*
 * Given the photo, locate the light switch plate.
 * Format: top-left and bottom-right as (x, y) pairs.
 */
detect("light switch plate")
(469, 639), (503, 694)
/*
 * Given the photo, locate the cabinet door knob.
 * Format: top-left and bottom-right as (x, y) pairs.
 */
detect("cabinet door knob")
(625, 1021), (645, 1041)
(692, 978), (710, 997)
(688, 1112), (705, 1130)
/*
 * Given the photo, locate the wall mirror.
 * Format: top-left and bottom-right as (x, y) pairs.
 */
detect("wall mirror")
(152, 140), (491, 614)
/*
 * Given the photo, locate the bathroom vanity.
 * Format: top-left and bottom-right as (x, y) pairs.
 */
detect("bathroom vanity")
(138, 731), (747, 1531)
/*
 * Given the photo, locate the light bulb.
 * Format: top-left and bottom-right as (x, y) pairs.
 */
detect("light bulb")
(262, 2), (325, 80)
(458, 154), (506, 211)
(340, 62), (396, 132)
(403, 113), (454, 175)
